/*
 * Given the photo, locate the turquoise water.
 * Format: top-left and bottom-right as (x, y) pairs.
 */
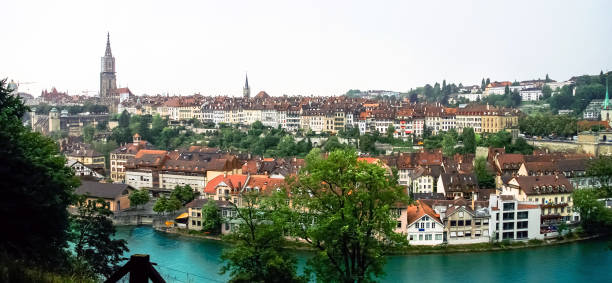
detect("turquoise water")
(115, 226), (612, 283)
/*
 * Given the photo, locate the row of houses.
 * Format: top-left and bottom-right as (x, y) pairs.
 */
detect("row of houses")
(117, 94), (520, 136)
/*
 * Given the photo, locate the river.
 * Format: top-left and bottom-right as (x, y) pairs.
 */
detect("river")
(115, 226), (612, 283)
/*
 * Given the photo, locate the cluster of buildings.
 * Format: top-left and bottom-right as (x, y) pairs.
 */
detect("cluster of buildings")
(117, 92), (520, 137)
(454, 80), (573, 102)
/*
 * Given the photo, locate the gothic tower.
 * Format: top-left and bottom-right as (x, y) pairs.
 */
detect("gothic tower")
(243, 73), (250, 98)
(100, 33), (117, 99)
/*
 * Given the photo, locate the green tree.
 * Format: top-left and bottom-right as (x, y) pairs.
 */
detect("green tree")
(462, 127), (476, 154)
(128, 189), (150, 210)
(545, 73), (552, 82)
(441, 132), (457, 156)
(171, 185), (196, 205)
(481, 78), (486, 90)
(82, 125), (95, 144)
(572, 189), (612, 233)
(118, 110), (130, 128)
(586, 156), (612, 196)
(323, 136), (346, 152)
(153, 196), (168, 215)
(165, 196), (182, 214)
(542, 85), (553, 99)
(220, 191), (305, 283)
(70, 197), (129, 278)
(202, 200), (222, 234)
(290, 149), (407, 282)
(0, 79), (79, 268)
(474, 157), (495, 189)
(386, 124), (396, 141)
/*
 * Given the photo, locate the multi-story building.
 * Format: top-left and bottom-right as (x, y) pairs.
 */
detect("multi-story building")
(505, 175), (577, 224)
(488, 195), (543, 241)
(110, 133), (152, 182)
(405, 200), (444, 245)
(520, 88), (543, 101)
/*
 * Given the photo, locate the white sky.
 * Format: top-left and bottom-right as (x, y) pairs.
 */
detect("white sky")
(2, 0), (612, 97)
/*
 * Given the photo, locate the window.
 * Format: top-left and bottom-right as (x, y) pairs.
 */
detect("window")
(192, 220), (196, 225)
(475, 230), (481, 236)
(421, 223), (425, 229)
(517, 221), (528, 229)
(503, 203), (515, 210)
(561, 196), (565, 202)
(225, 223), (230, 230)
(435, 234), (442, 240)
(197, 221), (201, 226)
(409, 234), (414, 241)
(516, 231), (528, 239)
(426, 222), (430, 228)
(457, 231), (464, 237)
(496, 214), (499, 220)
(450, 220), (457, 227)
(414, 222), (418, 228)
(425, 234), (432, 240)
(517, 211), (528, 219)
(432, 222), (435, 229)
(419, 234), (423, 241)
(397, 221), (402, 228)
(459, 212), (464, 218)
(502, 232), (514, 239)
(465, 220), (472, 226)
(450, 232), (457, 237)
(503, 212), (515, 220)
(503, 222), (514, 230)
(465, 232), (471, 237)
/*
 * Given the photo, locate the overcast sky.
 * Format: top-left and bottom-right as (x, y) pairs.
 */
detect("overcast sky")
(2, 0), (612, 97)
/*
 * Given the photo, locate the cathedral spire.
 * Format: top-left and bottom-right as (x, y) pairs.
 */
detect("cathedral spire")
(243, 73), (251, 98)
(105, 32), (112, 57)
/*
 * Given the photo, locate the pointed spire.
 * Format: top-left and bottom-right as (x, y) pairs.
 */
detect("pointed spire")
(604, 76), (609, 110)
(244, 73), (249, 89)
(105, 32), (112, 57)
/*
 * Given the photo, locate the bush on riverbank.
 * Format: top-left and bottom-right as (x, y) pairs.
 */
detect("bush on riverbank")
(0, 258), (95, 283)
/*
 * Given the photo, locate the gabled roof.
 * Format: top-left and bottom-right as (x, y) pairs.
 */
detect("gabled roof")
(75, 181), (134, 199)
(406, 200), (442, 226)
(511, 175), (574, 195)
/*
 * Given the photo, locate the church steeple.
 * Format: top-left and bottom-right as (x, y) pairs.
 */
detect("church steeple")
(243, 73), (250, 99)
(105, 32), (112, 57)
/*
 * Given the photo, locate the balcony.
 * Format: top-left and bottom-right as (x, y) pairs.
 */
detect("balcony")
(541, 203), (568, 209)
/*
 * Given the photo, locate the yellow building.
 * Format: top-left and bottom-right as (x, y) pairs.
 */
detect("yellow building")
(506, 175), (577, 223)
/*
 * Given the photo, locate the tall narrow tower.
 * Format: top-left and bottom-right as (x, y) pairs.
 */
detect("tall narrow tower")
(243, 73), (250, 99)
(602, 77), (611, 123)
(100, 33), (117, 99)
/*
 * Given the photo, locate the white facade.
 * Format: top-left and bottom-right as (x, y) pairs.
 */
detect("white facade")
(520, 89), (543, 101)
(407, 215), (444, 245)
(159, 172), (206, 192)
(488, 195), (543, 241)
(125, 170), (154, 189)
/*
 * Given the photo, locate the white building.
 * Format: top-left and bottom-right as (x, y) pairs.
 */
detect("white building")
(520, 88), (543, 101)
(488, 195), (543, 241)
(406, 200), (444, 245)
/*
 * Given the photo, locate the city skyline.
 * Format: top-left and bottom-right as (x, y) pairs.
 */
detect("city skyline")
(2, 0), (612, 97)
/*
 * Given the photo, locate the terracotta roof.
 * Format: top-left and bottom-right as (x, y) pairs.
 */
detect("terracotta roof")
(518, 204), (539, 210)
(406, 200), (442, 226)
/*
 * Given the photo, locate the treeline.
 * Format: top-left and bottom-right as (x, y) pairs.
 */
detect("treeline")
(519, 113), (578, 137)
(34, 103), (109, 114)
(207, 121), (314, 157)
(0, 80), (127, 281)
(549, 72), (610, 114)
(424, 128), (533, 156)
(108, 111), (206, 150)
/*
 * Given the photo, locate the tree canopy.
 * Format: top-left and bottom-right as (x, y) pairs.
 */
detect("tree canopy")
(289, 149), (407, 282)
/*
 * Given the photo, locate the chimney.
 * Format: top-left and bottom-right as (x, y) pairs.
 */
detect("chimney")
(471, 197), (475, 210)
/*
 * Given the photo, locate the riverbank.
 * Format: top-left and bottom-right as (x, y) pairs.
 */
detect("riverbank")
(155, 226), (605, 255)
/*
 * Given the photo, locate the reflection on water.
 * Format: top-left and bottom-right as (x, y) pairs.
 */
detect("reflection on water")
(115, 226), (612, 283)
